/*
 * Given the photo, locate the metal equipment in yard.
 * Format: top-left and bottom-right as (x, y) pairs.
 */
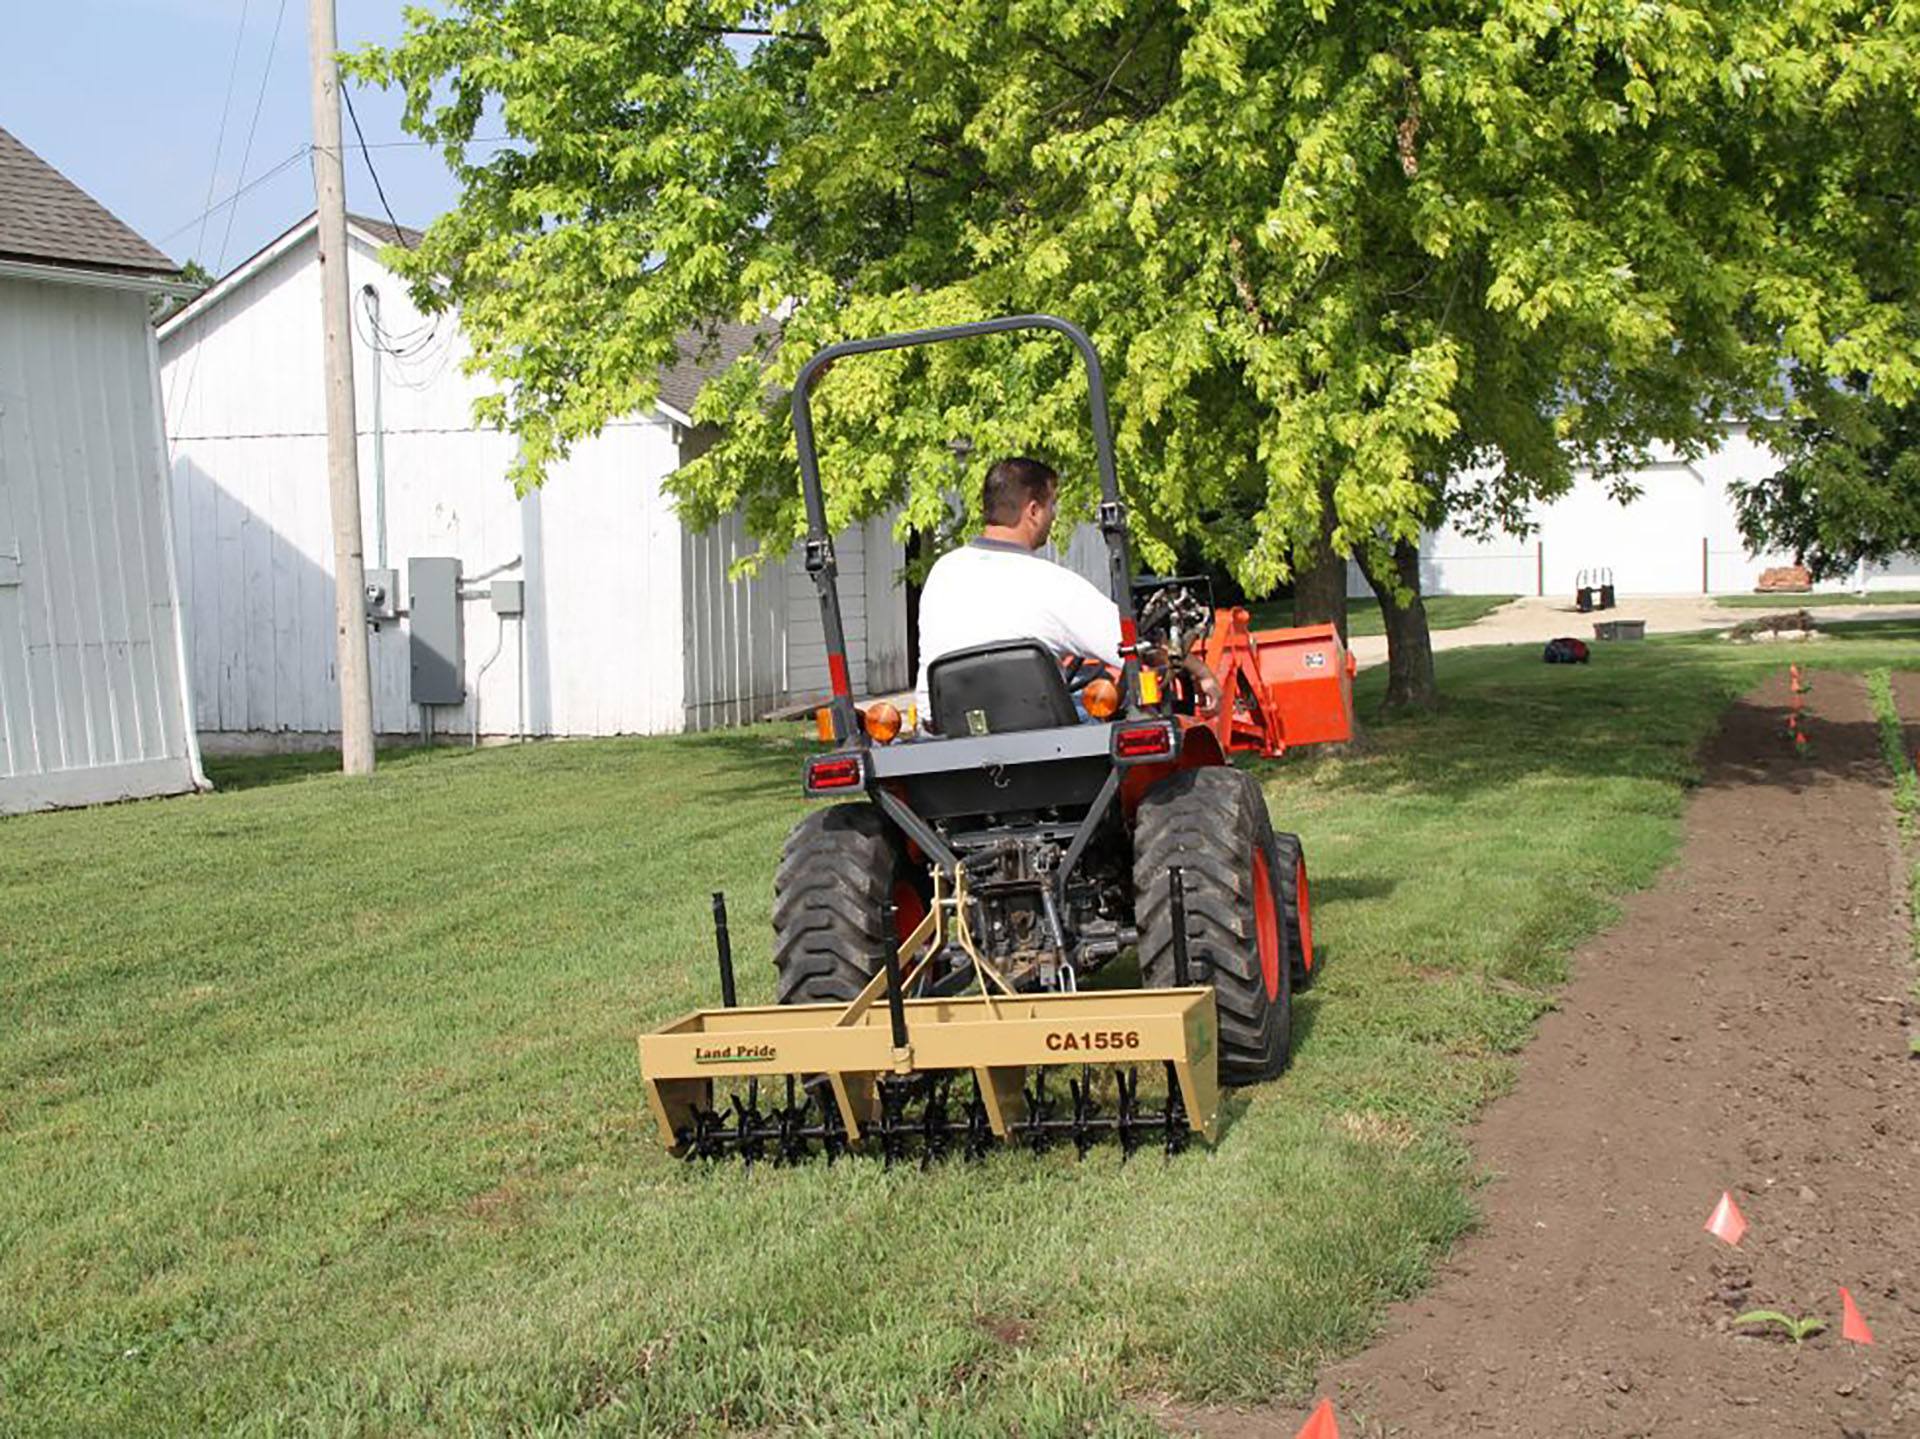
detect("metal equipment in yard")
(638, 315), (1355, 1163)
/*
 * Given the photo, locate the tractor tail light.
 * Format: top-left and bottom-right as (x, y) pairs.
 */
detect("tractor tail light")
(1113, 722), (1176, 760)
(805, 754), (865, 793)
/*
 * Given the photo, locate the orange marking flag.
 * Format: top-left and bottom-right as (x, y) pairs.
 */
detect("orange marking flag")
(1294, 1398), (1340, 1439)
(1704, 1191), (1748, 1246)
(1840, 1287), (1875, 1345)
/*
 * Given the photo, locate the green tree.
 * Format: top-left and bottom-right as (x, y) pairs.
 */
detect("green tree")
(152, 258), (213, 324)
(1735, 383), (1920, 581)
(353, 0), (1920, 710)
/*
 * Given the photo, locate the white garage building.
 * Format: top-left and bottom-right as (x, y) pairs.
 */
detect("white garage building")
(0, 125), (205, 815)
(1355, 432), (1920, 600)
(158, 213), (909, 747)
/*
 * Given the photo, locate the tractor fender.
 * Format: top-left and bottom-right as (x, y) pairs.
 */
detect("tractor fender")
(1118, 720), (1230, 816)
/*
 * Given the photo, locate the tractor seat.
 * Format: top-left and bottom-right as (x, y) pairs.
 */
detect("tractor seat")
(926, 640), (1078, 736)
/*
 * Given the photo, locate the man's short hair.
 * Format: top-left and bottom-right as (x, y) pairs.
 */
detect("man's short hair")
(981, 456), (1058, 526)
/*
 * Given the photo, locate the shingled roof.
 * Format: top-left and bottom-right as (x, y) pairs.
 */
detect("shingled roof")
(658, 317), (777, 421)
(0, 124), (176, 277)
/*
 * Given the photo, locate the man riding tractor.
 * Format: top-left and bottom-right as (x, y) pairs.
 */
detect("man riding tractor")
(913, 455), (1221, 727)
(767, 316), (1348, 1090)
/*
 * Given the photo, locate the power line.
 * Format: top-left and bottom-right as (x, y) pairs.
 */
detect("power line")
(158, 135), (518, 245)
(342, 84), (413, 247)
(210, 0), (292, 276)
(157, 145), (309, 246)
(190, 0), (254, 267)
(347, 136), (515, 149)
(165, 0), (291, 458)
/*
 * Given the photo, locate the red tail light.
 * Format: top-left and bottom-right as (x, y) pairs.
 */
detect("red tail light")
(805, 754), (865, 793)
(1113, 722), (1176, 759)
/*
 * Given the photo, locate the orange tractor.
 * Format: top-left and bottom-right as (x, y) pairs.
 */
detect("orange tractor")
(640, 316), (1354, 1163)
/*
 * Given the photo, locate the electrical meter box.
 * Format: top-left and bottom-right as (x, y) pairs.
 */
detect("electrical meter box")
(409, 557), (464, 704)
(364, 567), (400, 622)
(490, 579), (524, 616)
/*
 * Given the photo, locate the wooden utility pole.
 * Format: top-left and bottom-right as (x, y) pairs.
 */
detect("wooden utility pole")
(307, 0), (375, 773)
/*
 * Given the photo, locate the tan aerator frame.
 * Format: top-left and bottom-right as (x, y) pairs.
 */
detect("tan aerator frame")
(639, 869), (1222, 1151)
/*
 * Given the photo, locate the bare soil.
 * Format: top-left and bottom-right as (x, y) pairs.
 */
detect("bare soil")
(1166, 671), (1920, 1437)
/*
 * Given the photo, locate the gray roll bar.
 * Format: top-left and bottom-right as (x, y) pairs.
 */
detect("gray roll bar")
(790, 314), (1136, 747)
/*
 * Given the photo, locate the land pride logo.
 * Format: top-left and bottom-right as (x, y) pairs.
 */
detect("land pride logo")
(694, 1043), (777, 1065)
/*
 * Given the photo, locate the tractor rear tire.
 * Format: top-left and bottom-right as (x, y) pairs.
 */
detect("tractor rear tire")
(772, 803), (918, 1006)
(1134, 767), (1292, 1085)
(1272, 831), (1315, 991)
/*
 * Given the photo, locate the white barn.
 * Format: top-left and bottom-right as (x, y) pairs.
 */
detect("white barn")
(157, 212), (909, 748)
(1351, 430), (1920, 600)
(0, 125), (205, 815)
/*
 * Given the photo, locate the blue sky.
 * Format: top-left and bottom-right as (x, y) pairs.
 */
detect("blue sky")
(4, 0), (482, 273)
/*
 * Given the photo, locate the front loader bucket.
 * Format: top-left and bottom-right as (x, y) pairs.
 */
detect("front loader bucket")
(1201, 613), (1356, 757)
(640, 986), (1221, 1164)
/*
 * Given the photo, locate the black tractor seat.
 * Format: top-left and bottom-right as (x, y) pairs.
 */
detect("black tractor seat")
(926, 639), (1078, 736)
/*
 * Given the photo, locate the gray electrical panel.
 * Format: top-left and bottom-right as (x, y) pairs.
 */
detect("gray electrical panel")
(490, 579), (524, 616)
(409, 557), (465, 704)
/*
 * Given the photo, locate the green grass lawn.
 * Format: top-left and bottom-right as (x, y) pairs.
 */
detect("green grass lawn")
(4, 624), (1917, 1435)
(1716, 588), (1920, 609)
(1244, 592), (1516, 636)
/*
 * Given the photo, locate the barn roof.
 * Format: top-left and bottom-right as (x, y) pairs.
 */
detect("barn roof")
(658, 318), (776, 422)
(0, 124), (177, 278)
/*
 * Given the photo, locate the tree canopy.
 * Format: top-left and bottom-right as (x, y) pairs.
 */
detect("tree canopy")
(353, 0), (1920, 654)
(1736, 381), (1920, 581)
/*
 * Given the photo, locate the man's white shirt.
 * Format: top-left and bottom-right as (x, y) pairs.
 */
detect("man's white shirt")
(912, 538), (1122, 720)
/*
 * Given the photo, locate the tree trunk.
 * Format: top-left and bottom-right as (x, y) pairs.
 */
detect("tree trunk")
(1360, 538), (1437, 712)
(1290, 478), (1349, 643)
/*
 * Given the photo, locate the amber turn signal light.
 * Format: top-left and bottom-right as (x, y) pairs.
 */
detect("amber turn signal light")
(863, 700), (902, 743)
(1082, 676), (1121, 719)
(814, 707), (836, 742)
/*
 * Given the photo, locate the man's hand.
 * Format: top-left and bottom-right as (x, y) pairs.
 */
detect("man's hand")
(1183, 652), (1223, 711)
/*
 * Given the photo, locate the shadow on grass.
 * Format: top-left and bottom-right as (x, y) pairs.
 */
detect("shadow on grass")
(201, 744), (486, 793)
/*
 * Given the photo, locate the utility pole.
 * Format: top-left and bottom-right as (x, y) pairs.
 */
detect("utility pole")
(307, 0), (376, 774)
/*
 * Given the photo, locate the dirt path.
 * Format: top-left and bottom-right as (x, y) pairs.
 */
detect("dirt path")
(1344, 596), (1920, 669)
(1169, 671), (1920, 1437)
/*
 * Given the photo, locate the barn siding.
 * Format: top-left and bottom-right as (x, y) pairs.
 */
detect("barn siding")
(0, 276), (199, 814)
(162, 225), (926, 740)
(1341, 428), (1920, 599)
(159, 225), (717, 742)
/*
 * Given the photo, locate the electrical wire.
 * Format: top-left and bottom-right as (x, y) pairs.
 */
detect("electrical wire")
(190, 0), (253, 267)
(166, 0), (292, 456)
(157, 146), (310, 247)
(210, 0), (292, 277)
(343, 85), (414, 249)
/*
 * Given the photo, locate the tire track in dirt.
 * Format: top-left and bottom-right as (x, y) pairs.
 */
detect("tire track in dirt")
(1168, 671), (1920, 1437)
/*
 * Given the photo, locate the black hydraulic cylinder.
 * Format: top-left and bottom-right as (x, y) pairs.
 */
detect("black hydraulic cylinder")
(880, 903), (910, 1051)
(712, 891), (737, 1008)
(1169, 867), (1192, 986)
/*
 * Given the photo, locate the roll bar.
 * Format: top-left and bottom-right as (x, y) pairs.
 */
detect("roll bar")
(791, 315), (1137, 746)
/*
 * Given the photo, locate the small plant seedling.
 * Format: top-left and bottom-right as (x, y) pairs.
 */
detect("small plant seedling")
(1734, 1309), (1828, 1344)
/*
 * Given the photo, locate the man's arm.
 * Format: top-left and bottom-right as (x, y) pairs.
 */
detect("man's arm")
(1046, 566), (1123, 666)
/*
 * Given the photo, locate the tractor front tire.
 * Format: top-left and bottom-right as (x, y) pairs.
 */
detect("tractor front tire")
(772, 803), (916, 1005)
(1135, 767), (1292, 1085)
